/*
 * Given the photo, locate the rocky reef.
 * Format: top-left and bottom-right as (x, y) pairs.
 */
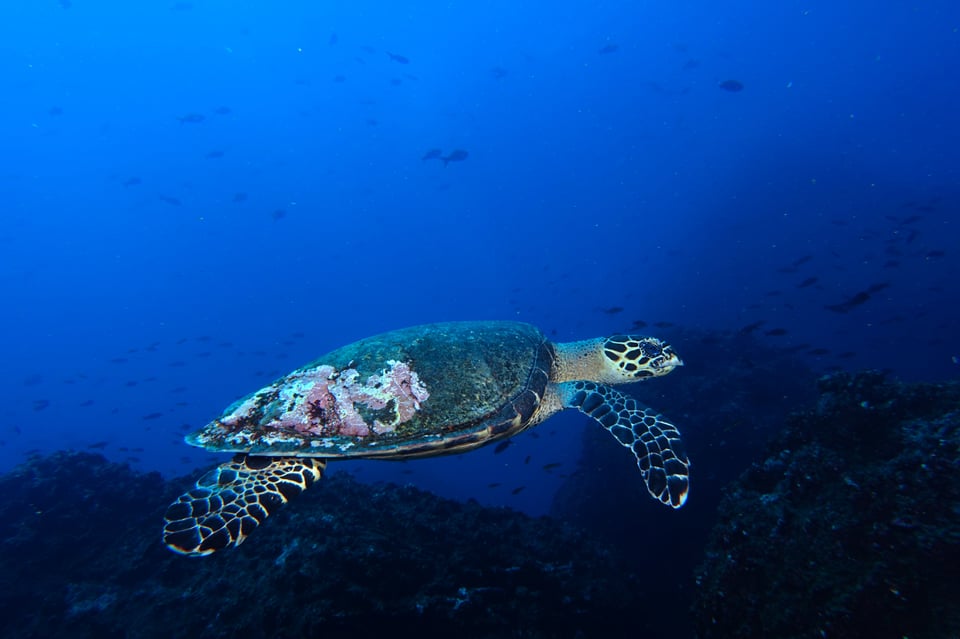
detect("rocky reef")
(692, 371), (960, 638)
(0, 451), (646, 639)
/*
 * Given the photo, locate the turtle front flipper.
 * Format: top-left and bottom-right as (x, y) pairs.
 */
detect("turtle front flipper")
(163, 455), (326, 556)
(558, 381), (689, 507)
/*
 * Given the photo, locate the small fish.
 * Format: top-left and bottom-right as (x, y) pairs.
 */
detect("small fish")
(630, 319), (648, 329)
(926, 250), (945, 259)
(421, 148), (443, 162)
(738, 320), (766, 335)
(79, 399), (94, 407)
(87, 441), (108, 449)
(836, 352), (857, 359)
(808, 348), (830, 356)
(49, 106), (64, 116)
(598, 43), (619, 54)
(272, 209), (286, 221)
(602, 306), (624, 315)
(825, 292), (871, 313)
(33, 399), (50, 411)
(142, 412), (163, 420)
(511, 486), (526, 495)
(493, 440), (512, 454)
(487, 482), (501, 488)
(205, 150), (225, 159)
(333, 75), (346, 83)
(177, 113), (206, 125)
(542, 462), (562, 471)
(441, 149), (469, 166)
(232, 192), (248, 203)
(386, 52), (410, 64)
(524, 455), (531, 465)
(764, 328), (788, 336)
(214, 106), (232, 115)
(329, 33), (338, 46)
(122, 176), (141, 187)
(796, 276), (818, 288)
(159, 195), (182, 206)
(491, 67), (508, 79)
(653, 321), (675, 328)
(718, 79), (744, 92)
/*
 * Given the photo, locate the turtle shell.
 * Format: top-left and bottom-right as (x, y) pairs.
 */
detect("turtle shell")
(186, 321), (555, 459)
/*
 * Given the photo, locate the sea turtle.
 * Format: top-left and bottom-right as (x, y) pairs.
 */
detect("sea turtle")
(163, 321), (689, 556)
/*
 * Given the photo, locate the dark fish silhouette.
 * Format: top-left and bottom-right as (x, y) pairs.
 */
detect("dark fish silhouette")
(797, 276), (818, 288)
(442, 149), (469, 166)
(719, 79), (744, 92)
(493, 440), (512, 454)
(142, 412), (163, 420)
(824, 284), (890, 314)
(511, 486), (526, 495)
(205, 150), (225, 159)
(232, 192), (247, 202)
(329, 33), (338, 46)
(808, 347), (830, 356)
(33, 399), (50, 411)
(491, 66), (508, 79)
(49, 106), (64, 116)
(387, 52), (409, 64)
(87, 441), (109, 449)
(764, 328), (788, 336)
(214, 106), (232, 115)
(421, 148), (442, 162)
(177, 113), (205, 124)
(653, 321), (675, 328)
(122, 176), (141, 187)
(333, 75), (346, 83)
(272, 209), (286, 221)
(602, 306), (624, 315)
(738, 320), (766, 335)
(542, 462), (562, 471)
(598, 43), (619, 54)
(630, 319), (648, 329)
(777, 254), (812, 273)
(159, 195), (181, 206)
(926, 250), (945, 259)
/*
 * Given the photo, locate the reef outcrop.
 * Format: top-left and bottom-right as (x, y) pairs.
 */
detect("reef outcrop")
(692, 371), (960, 639)
(0, 451), (643, 639)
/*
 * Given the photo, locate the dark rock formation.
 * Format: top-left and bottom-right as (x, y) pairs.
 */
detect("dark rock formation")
(692, 371), (960, 639)
(0, 451), (646, 639)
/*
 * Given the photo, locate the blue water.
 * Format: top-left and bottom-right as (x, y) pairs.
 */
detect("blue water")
(1, 0), (958, 516)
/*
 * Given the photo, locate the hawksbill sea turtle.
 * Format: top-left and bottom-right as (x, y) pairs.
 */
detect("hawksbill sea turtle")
(163, 321), (690, 556)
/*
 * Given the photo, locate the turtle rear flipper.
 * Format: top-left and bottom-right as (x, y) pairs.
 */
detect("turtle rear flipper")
(163, 455), (325, 556)
(559, 381), (689, 507)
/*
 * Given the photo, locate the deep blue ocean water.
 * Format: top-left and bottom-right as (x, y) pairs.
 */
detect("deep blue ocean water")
(1, 0), (958, 521)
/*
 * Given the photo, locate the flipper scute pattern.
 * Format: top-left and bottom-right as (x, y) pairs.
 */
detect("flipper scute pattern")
(163, 455), (325, 556)
(560, 381), (689, 507)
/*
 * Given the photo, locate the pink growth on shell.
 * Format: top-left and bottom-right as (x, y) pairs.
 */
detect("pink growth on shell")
(261, 360), (430, 438)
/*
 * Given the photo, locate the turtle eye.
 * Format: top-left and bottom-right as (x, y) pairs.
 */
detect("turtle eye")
(641, 340), (664, 358)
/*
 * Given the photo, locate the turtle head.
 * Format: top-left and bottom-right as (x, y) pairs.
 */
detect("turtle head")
(600, 335), (682, 382)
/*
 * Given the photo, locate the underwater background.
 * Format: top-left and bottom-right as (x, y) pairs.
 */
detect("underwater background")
(1, 1), (958, 638)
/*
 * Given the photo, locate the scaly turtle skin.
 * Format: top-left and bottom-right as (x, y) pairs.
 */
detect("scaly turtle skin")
(163, 321), (689, 556)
